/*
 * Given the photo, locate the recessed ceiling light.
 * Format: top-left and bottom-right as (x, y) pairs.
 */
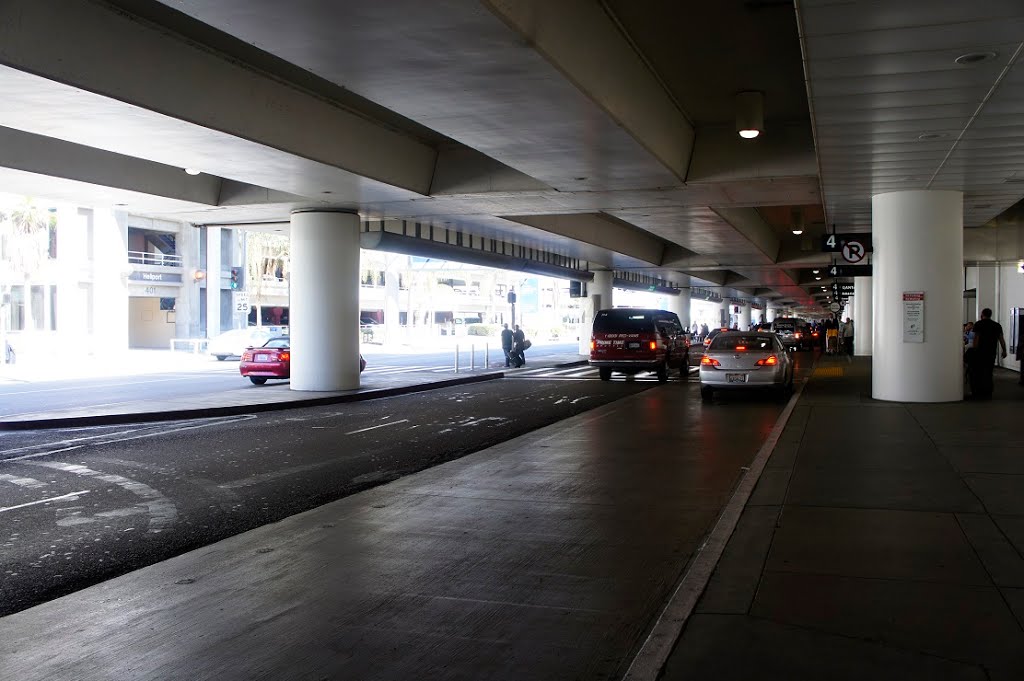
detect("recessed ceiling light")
(812, 269), (819, 274)
(792, 229), (804, 235)
(815, 276), (822, 280)
(184, 168), (201, 176)
(917, 132), (949, 141)
(955, 51), (997, 66)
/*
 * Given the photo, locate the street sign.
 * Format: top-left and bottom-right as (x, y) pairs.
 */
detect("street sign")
(232, 291), (249, 313)
(828, 264), (872, 277)
(841, 240), (867, 263)
(822, 233), (873, 254)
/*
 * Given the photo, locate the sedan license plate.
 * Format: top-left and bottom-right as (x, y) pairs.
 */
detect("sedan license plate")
(627, 341), (640, 349)
(726, 373), (747, 383)
(256, 353), (270, 362)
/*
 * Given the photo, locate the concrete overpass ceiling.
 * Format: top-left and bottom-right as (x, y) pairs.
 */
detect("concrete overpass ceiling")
(798, 0), (1024, 231)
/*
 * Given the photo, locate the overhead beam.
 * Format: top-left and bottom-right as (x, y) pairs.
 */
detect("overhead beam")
(0, 0), (436, 197)
(503, 213), (673, 265)
(483, 0), (694, 183)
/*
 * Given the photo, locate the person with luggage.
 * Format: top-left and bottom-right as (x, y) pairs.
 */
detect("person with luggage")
(511, 324), (528, 368)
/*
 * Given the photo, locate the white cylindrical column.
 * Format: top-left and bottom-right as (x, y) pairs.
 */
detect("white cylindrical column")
(766, 307), (778, 323)
(737, 303), (751, 331)
(872, 191), (963, 402)
(854, 277), (872, 356)
(719, 300), (731, 328)
(667, 288), (691, 328)
(579, 271), (613, 354)
(290, 210), (361, 391)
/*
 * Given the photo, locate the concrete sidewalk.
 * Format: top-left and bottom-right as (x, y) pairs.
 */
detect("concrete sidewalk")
(662, 355), (1024, 680)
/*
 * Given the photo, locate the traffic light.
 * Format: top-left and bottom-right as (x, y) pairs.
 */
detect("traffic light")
(230, 267), (240, 290)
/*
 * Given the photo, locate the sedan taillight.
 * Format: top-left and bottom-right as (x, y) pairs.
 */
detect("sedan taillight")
(755, 355), (779, 366)
(279, 351), (290, 362)
(241, 351), (252, 361)
(701, 356), (721, 366)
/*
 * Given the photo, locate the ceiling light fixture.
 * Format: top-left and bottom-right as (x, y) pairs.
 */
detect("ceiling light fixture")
(812, 269), (819, 274)
(815, 276), (822, 280)
(955, 51), (997, 66)
(736, 91), (764, 140)
(184, 168), (202, 176)
(791, 206), (804, 236)
(917, 132), (948, 141)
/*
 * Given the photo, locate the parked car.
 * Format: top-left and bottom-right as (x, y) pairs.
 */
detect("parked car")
(703, 327), (730, 348)
(208, 327), (279, 361)
(589, 308), (689, 382)
(699, 331), (794, 401)
(240, 336), (366, 385)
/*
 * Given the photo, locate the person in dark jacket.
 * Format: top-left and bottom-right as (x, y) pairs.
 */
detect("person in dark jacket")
(511, 325), (526, 367)
(968, 308), (1007, 400)
(500, 323), (514, 367)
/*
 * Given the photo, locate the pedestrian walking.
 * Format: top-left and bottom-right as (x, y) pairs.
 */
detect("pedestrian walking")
(968, 308), (1007, 400)
(511, 324), (527, 368)
(841, 317), (855, 355)
(500, 323), (514, 367)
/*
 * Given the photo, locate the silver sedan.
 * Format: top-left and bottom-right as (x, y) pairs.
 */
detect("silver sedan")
(699, 331), (794, 401)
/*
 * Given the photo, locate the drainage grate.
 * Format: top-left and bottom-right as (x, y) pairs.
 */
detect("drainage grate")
(813, 367), (845, 378)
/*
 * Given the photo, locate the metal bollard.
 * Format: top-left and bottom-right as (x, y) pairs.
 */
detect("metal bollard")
(455, 344), (460, 373)
(471, 345), (476, 370)
(485, 343), (489, 368)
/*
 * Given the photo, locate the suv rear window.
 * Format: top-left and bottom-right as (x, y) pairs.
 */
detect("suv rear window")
(772, 320), (799, 331)
(593, 310), (656, 333)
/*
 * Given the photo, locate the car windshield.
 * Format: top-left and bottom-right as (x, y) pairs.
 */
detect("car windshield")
(593, 311), (654, 333)
(262, 338), (290, 349)
(710, 335), (775, 352)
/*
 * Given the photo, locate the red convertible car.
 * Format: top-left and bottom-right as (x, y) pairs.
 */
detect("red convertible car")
(240, 337), (366, 385)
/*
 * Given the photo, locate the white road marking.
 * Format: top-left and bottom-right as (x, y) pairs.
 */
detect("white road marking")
(28, 462), (177, 533)
(0, 473), (47, 488)
(0, 490), (90, 513)
(344, 419), (410, 435)
(1, 416), (256, 463)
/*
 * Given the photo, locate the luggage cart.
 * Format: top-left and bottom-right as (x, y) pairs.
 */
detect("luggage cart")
(826, 328), (839, 355)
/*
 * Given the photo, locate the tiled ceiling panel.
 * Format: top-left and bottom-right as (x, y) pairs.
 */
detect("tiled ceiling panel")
(799, 0), (1024, 230)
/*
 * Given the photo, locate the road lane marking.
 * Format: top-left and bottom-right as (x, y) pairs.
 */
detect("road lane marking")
(0, 473), (47, 488)
(344, 419), (410, 435)
(1, 417), (255, 463)
(0, 490), (90, 513)
(29, 462), (177, 533)
(0, 374), (202, 397)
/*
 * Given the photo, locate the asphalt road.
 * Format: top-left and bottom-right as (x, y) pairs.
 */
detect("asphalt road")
(0, 374), (657, 617)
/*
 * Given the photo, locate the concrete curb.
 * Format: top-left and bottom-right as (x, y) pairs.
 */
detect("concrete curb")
(0, 372), (505, 431)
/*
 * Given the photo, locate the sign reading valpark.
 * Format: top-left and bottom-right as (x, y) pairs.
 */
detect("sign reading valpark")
(902, 291), (925, 343)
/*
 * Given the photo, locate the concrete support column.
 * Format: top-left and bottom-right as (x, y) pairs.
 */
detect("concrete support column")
(290, 210), (361, 391)
(766, 307), (778, 323)
(578, 270), (613, 355)
(737, 303), (751, 331)
(205, 226), (221, 339)
(872, 190), (963, 402)
(854, 277), (872, 356)
(719, 300), (731, 328)
(667, 288), (691, 329)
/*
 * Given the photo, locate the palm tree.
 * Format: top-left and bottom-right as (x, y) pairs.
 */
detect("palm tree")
(4, 200), (49, 332)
